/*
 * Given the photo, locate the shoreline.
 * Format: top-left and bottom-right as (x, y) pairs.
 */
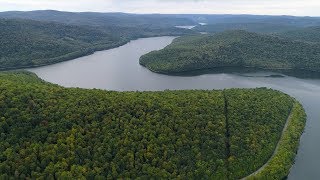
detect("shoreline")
(0, 35), (178, 72)
(140, 64), (320, 79)
(244, 101), (306, 179)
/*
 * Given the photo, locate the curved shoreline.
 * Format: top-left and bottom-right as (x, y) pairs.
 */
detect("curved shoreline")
(0, 35), (178, 72)
(140, 64), (320, 79)
(0, 40), (129, 71)
(243, 101), (306, 179)
(241, 106), (293, 179)
(0, 71), (307, 178)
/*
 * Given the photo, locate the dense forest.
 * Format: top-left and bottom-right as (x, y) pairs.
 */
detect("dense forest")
(2, 11), (320, 28)
(0, 18), (194, 70)
(187, 14), (320, 35)
(248, 102), (306, 179)
(0, 10), (196, 28)
(0, 11), (311, 178)
(0, 72), (306, 179)
(193, 23), (298, 34)
(140, 30), (320, 74)
(2, 10), (320, 71)
(225, 89), (295, 179)
(0, 18), (123, 69)
(181, 14), (320, 26)
(278, 26), (320, 43)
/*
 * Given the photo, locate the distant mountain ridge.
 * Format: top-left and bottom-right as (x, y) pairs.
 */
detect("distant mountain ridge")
(193, 23), (298, 34)
(1, 10), (320, 70)
(177, 14), (320, 26)
(0, 10), (197, 28)
(2, 10), (320, 29)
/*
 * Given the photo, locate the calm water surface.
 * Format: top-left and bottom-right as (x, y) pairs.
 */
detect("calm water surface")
(28, 36), (320, 179)
(175, 25), (196, 29)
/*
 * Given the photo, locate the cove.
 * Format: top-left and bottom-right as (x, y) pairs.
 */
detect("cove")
(28, 36), (320, 179)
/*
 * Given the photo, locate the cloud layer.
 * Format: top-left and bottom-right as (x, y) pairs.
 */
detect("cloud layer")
(0, 0), (319, 16)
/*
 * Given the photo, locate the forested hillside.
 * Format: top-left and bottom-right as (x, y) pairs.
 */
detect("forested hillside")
(0, 10), (196, 28)
(3, 11), (319, 28)
(140, 30), (320, 74)
(0, 72), (305, 179)
(0, 18), (193, 70)
(179, 14), (320, 27)
(2, 11), (320, 71)
(183, 14), (320, 34)
(193, 23), (298, 34)
(225, 89), (293, 179)
(278, 26), (320, 43)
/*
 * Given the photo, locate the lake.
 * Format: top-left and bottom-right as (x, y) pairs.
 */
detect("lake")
(28, 36), (320, 179)
(175, 25), (196, 29)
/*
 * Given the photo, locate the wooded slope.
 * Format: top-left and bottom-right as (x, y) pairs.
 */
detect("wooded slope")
(0, 72), (305, 179)
(0, 18), (193, 70)
(140, 30), (320, 73)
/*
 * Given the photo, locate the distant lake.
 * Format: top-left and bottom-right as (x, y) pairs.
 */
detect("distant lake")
(175, 25), (196, 29)
(175, 23), (207, 30)
(28, 36), (320, 180)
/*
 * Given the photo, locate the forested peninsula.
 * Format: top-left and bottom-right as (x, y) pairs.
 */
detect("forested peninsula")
(140, 30), (320, 74)
(0, 72), (306, 179)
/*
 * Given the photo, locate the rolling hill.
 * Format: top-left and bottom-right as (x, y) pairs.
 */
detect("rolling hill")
(0, 10), (196, 28)
(278, 26), (320, 43)
(0, 18), (193, 70)
(140, 30), (320, 74)
(179, 14), (320, 27)
(193, 23), (298, 34)
(0, 71), (306, 179)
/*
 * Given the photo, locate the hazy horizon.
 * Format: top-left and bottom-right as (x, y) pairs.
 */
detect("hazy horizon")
(0, 0), (320, 17)
(1, 9), (319, 18)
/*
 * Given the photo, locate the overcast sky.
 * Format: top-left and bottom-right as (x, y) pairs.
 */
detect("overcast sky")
(0, 0), (319, 16)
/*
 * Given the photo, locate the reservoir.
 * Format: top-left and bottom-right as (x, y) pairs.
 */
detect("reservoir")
(28, 36), (320, 179)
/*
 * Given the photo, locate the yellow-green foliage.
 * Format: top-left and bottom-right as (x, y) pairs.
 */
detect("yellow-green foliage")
(247, 101), (306, 180)
(0, 72), (305, 179)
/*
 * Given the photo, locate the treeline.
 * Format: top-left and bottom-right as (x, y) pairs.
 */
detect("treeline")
(248, 102), (306, 179)
(0, 17), (194, 70)
(0, 72), (305, 179)
(140, 30), (320, 74)
(193, 23), (298, 34)
(0, 10), (196, 29)
(224, 89), (294, 179)
(277, 26), (320, 43)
